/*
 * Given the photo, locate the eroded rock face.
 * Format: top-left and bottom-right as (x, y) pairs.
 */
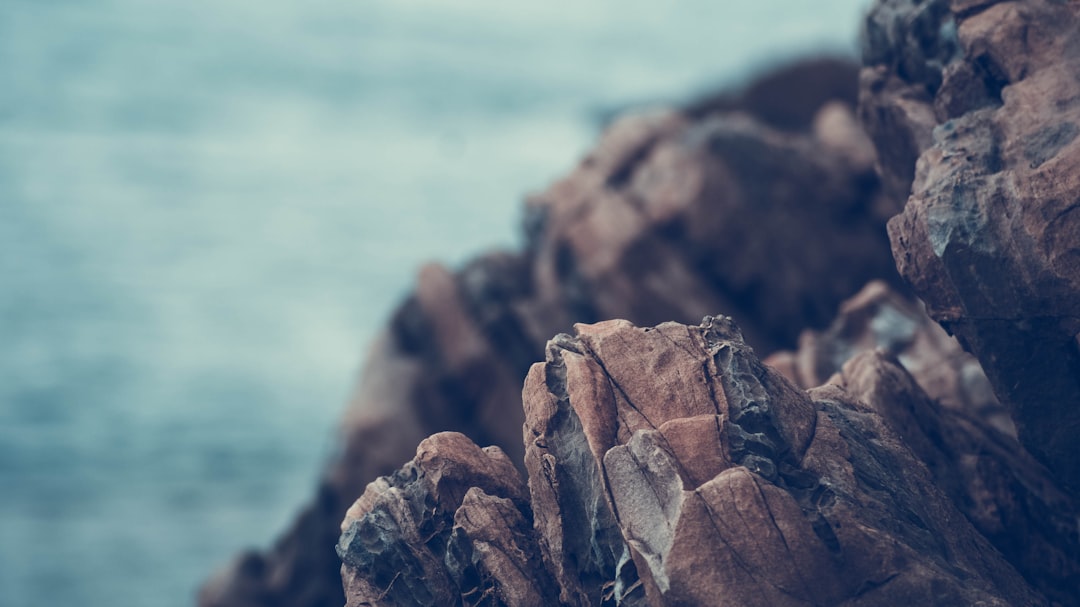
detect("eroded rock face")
(526, 317), (1043, 606)
(766, 282), (1080, 605)
(837, 351), (1080, 606)
(335, 432), (560, 607)
(860, 0), (1080, 494)
(340, 317), (1046, 606)
(201, 60), (902, 607)
(764, 280), (1010, 434)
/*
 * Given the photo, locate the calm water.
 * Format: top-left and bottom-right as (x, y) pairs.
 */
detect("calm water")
(0, 1), (869, 605)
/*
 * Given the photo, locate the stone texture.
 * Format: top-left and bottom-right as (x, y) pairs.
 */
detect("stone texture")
(342, 317), (1047, 606)
(522, 317), (1044, 606)
(335, 432), (560, 607)
(837, 351), (1080, 606)
(201, 60), (901, 607)
(768, 282), (1080, 605)
(859, 0), (1080, 495)
(764, 280), (1010, 434)
(524, 99), (896, 353)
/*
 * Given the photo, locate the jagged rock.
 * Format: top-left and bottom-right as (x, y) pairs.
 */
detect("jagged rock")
(526, 317), (1045, 606)
(764, 280), (1010, 434)
(838, 351), (1080, 606)
(341, 317), (1046, 606)
(335, 432), (560, 607)
(767, 282), (1080, 605)
(201, 60), (902, 607)
(859, 0), (1080, 495)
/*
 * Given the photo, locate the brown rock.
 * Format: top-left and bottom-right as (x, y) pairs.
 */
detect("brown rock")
(764, 280), (1010, 433)
(859, 0), (1080, 495)
(838, 351), (1080, 605)
(336, 432), (560, 607)
(521, 317), (1042, 606)
(767, 282), (1080, 604)
(202, 60), (902, 607)
(336, 315), (1060, 605)
(683, 56), (861, 132)
(525, 102), (897, 352)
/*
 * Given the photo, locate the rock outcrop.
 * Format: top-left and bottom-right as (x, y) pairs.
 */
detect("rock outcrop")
(769, 282), (1080, 605)
(764, 280), (1011, 434)
(340, 317), (1048, 606)
(336, 432), (560, 607)
(200, 60), (902, 607)
(859, 0), (1080, 495)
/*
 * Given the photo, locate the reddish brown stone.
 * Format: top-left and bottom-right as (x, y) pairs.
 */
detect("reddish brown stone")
(860, 0), (1080, 495)
(336, 432), (560, 607)
(334, 315), (1062, 606)
(764, 280), (1010, 433)
(521, 317), (1042, 606)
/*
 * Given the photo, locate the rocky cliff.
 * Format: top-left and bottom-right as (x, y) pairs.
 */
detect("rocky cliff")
(203, 0), (1080, 604)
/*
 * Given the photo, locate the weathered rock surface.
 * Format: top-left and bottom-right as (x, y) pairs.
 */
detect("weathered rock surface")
(768, 282), (1080, 605)
(859, 0), (1080, 494)
(764, 280), (1011, 434)
(340, 317), (1047, 606)
(201, 60), (902, 607)
(529, 317), (1045, 606)
(335, 432), (560, 607)
(838, 351), (1080, 606)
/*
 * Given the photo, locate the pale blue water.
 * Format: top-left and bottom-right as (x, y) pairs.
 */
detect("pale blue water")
(0, 1), (869, 605)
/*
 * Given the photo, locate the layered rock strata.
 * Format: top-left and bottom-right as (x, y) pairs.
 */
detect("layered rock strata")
(860, 0), (1080, 494)
(200, 61), (901, 607)
(340, 317), (1047, 606)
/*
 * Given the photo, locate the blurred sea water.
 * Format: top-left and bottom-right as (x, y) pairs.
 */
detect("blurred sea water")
(0, 1), (870, 605)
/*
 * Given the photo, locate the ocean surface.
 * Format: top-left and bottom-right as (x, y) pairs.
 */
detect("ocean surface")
(0, 1), (870, 605)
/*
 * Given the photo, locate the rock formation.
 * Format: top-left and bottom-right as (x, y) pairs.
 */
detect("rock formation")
(336, 432), (561, 607)
(859, 0), (1080, 495)
(206, 1), (1080, 603)
(769, 282), (1080, 605)
(763, 280), (1011, 434)
(200, 59), (902, 607)
(340, 317), (1049, 606)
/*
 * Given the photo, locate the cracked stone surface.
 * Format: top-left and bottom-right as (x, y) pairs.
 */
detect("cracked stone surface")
(764, 280), (1011, 434)
(859, 0), (1080, 495)
(768, 281), (1080, 605)
(339, 317), (1050, 606)
(336, 432), (560, 607)
(519, 317), (1043, 606)
(200, 59), (903, 607)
